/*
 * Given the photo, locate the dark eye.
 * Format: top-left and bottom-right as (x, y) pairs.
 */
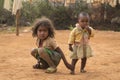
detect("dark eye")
(38, 30), (41, 32)
(44, 30), (48, 32)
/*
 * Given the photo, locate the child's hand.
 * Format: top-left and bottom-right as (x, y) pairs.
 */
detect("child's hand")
(66, 63), (74, 71)
(86, 26), (91, 35)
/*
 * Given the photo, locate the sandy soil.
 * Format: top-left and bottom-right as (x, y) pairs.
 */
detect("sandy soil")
(0, 29), (120, 80)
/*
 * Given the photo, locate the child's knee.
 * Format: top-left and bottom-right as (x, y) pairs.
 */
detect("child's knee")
(38, 48), (45, 54)
(38, 48), (49, 57)
(31, 48), (38, 56)
(31, 51), (34, 56)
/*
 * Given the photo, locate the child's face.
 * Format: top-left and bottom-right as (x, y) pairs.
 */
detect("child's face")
(37, 26), (49, 40)
(78, 16), (89, 29)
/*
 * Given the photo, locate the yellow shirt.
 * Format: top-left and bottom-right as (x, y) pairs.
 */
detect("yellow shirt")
(68, 26), (94, 45)
(36, 37), (58, 50)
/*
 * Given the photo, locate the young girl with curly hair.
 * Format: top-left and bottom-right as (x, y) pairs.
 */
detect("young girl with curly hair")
(31, 17), (73, 73)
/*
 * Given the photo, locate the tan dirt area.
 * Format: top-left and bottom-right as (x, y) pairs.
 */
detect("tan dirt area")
(0, 28), (120, 80)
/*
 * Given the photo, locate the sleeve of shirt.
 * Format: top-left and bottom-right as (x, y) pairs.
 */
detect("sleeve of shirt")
(68, 29), (75, 44)
(89, 27), (94, 37)
(49, 38), (58, 50)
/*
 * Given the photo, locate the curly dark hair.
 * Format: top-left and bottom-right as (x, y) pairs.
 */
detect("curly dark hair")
(32, 17), (55, 38)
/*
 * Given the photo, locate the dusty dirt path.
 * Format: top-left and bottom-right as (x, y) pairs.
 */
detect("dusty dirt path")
(0, 29), (120, 80)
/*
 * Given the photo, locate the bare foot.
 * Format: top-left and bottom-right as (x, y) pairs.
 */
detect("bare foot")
(70, 71), (75, 75)
(33, 63), (41, 69)
(80, 69), (87, 73)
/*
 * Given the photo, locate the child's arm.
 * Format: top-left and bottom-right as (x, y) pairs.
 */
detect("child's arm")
(69, 44), (73, 51)
(86, 26), (94, 38)
(89, 27), (94, 37)
(68, 28), (75, 51)
(86, 26), (91, 36)
(55, 47), (73, 70)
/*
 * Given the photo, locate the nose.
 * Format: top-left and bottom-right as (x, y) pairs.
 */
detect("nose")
(40, 31), (44, 35)
(83, 22), (88, 25)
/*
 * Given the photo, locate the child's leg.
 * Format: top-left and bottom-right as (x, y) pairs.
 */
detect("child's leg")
(31, 48), (39, 59)
(40, 52), (56, 68)
(39, 48), (57, 73)
(31, 48), (41, 69)
(80, 57), (87, 73)
(70, 59), (78, 74)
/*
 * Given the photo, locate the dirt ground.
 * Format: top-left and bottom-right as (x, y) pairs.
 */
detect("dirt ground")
(0, 28), (120, 80)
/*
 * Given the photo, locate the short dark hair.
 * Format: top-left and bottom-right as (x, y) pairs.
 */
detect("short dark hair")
(32, 17), (55, 38)
(78, 12), (90, 20)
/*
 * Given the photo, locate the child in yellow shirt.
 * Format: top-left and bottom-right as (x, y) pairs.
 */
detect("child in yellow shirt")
(68, 12), (94, 74)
